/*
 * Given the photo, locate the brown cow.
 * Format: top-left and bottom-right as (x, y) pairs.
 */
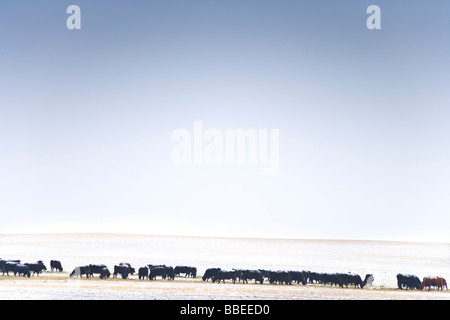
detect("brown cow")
(438, 277), (448, 290)
(419, 277), (448, 291)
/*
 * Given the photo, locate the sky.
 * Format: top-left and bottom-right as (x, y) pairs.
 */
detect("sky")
(1, 1), (450, 243)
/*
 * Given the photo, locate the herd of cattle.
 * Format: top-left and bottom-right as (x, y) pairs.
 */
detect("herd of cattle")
(0, 258), (448, 291)
(68, 263), (197, 280)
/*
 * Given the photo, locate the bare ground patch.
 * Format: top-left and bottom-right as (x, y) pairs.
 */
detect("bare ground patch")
(1, 273), (449, 300)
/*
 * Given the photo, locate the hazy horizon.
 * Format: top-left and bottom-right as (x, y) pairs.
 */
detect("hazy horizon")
(1, 231), (449, 246)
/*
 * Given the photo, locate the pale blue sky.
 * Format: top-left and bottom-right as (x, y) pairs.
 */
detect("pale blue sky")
(1, 1), (450, 242)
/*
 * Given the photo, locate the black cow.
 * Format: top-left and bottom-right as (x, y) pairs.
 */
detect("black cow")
(119, 262), (135, 275)
(241, 270), (264, 284)
(301, 270), (312, 283)
(25, 261), (47, 276)
(304, 271), (323, 284)
(13, 264), (31, 278)
(174, 266), (197, 278)
(338, 273), (363, 288)
(149, 266), (174, 280)
(258, 269), (271, 281)
(212, 270), (237, 284)
(113, 265), (131, 279)
(165, 266), (175, 280)
(338, 273), (373, 288)
(1, 260), (20, 276)
(269, 271), (292, 285)
(70, 265), (90, 278)
(149, 266), (166, 280)
(89, 264), (108, 277)
(202, 268), (221, 281)
(138, 266), (149, 280)
(0, 259), (19, 272)
(232, 269), (244, 282)
(147, 264), (169, 273)
(50, 260), (63, 272)
(290, 271), (307, 285)
(99, 267), (111, 279)
(301, 270), (318, 284)
(397, 273), (421, 290)
(320, 273), (343, 287)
